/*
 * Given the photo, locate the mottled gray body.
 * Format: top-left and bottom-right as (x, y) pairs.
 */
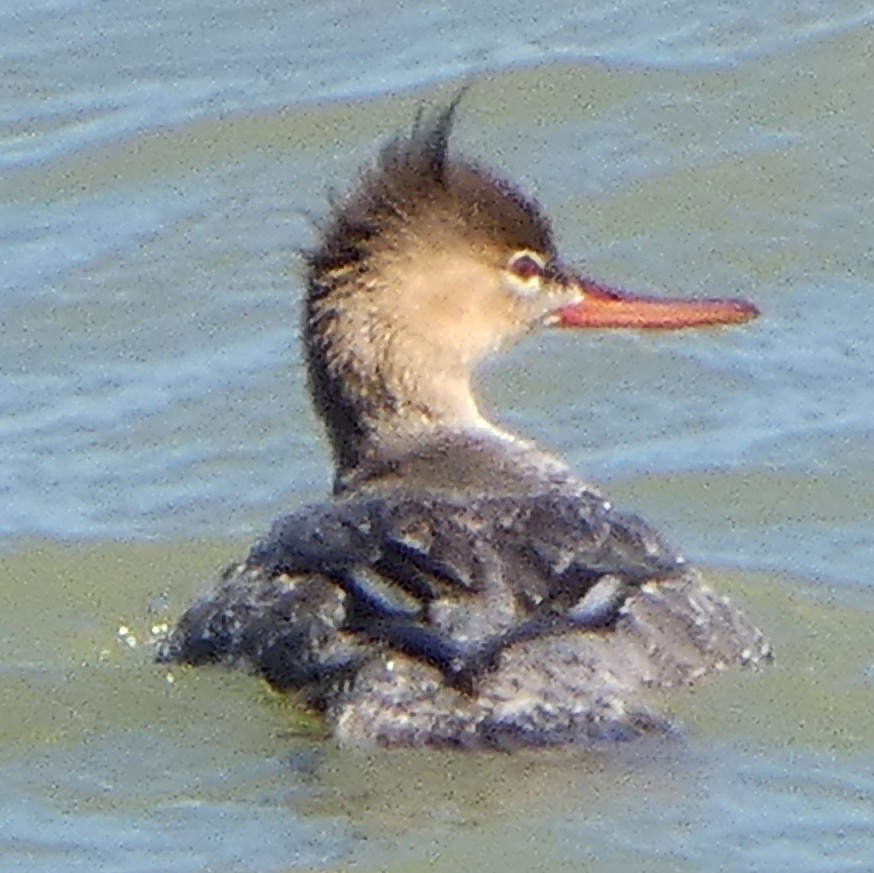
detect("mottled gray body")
(163, 435), (770, 748)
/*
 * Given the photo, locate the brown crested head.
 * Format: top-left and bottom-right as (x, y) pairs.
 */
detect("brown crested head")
(301, 98), (759, 483)
(303, 99), (579, 480)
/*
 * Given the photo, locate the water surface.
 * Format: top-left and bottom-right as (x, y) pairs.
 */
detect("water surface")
(3, 1), (873, 870)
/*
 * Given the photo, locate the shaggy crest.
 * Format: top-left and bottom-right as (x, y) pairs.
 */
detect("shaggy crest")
(305, 98), (556, 283)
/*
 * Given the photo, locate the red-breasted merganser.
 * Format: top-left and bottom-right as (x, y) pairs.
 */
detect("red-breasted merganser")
(161, 100), (770, 749)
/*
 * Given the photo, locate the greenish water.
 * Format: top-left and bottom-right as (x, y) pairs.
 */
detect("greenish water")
(4, 0), (874, 869)
(2, 542), (872, 871)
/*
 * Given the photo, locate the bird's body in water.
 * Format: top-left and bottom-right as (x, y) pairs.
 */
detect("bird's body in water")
(160, 100), (770, 749)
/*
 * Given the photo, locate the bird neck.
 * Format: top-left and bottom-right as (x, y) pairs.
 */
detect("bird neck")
(305, 271), (498, 481)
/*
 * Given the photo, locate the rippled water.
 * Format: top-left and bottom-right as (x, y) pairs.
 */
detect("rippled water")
(3, 1), (874, 870)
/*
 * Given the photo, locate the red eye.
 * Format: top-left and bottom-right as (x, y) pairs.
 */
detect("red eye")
(508, 253), (544, 281)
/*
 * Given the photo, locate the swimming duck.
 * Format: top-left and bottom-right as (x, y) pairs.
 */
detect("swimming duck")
(160, 99), (770, 749)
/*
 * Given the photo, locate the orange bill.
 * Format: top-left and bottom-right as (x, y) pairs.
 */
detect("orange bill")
(557, 278), (759, 330)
